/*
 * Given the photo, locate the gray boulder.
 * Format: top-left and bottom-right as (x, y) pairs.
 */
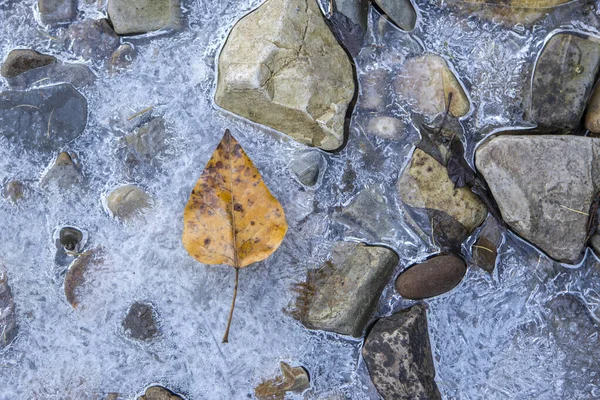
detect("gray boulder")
(362, 303), (441, 400)
(476, 135), (599, 264)
(292, 242), (398, 337)
(215, 0), (355, 150)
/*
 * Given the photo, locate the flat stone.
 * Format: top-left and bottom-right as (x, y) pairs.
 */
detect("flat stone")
(106, 184), (152, 220)
(0, 265), (18, 349)
(362, 303), (441, 400)
(292, 242), (398, 337)
(394, 54), (470, 119)
(137, 386), (184, 400)
(366, 116), (405, 140)
(0, 84), (87, 151)
(108, 0), (180, 35)
(1, 49), (56, 79)
(215, 0), (355, 150)
(38, 0), (77, 24)
(65, 19), (120, 62)
(40, 152), (82, 190)
(289, 150), (325, 187)
(122, 302), (159, 341)
(6, 62), (96, 90)
(396, 254), (466, 299)
(472, 215), (503, 273)
(373, 0), (417, 31)
(398, 148), (487, 237)
(532, 33), (600, 132)
(475, 135), (599, 264)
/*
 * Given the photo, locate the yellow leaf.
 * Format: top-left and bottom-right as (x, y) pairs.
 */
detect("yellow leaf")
(182, 129), (288, 342)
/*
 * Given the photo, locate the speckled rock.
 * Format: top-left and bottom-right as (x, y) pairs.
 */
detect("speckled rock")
(108, 0), (181, 35)
(373, 0), (417, 31)
(215, 0), (355, 150)
(0, 84), (88, 150)
(65, 19), (120, 61)
(3, 180), (24, 203)
(472, 215), (503, 273)
(292, 242), (399, 337)
(532, 33), (600, 132)
(398, 148), (487, 249)
(137, 386), (184, 400)
(362, 303), (441, 400)
(106, 185), (152, 220)
(0, 264), (18, 349)
(395, 54), (470, 118)
(38, 0), (77, 24)
(122, 302), (159, 341)
(1, 49), (56, 79)
(289, 151), (325, 187)
(476, 135), (599, 264)
(396, 254), (466, 299)
(6, 62), (96, 90)
(40, 152), (82, 189)
(366, 116), (405, 140)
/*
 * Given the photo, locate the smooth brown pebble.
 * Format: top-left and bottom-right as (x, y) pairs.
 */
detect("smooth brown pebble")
(395, 254), (466, 300)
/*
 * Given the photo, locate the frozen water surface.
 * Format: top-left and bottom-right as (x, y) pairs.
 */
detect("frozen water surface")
(1, 0), (600, 398)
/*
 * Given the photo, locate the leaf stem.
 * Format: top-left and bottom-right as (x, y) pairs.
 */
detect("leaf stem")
(222, 267), (239, 343)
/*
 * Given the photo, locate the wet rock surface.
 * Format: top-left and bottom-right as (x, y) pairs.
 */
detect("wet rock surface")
(108, 0), (180, 35)
(0, 265), (18, 349)
(122, 302), (159, 341)
(255, 362), (310, 400)
(292, 242), (398, 337)
(531, 33), (600, 132)
(395, 54), (470, 119)
(137, 386), (184, 400)
(362, 303), (441, 400)
(396, 254), (466, 299)
(476, 135), (599, 264)
(106, 185), (152, 220)
(373, 0), (417, 31)
(1, 49), (56, 79)
(38, 0), (77, 24)
(215, 0), (355, 150)
(0, 84), (88, 151)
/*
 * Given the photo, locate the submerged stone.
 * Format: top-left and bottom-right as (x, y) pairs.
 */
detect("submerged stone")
(106, 185), (152, 220)
(38, 0), (77, 24)
(362, 303), (441, 400)
(366, 116), (405, 140)
(6, 62), (96, 90)
(216, 0), (355, 150)
(339, 184), (397, 240)
(532, 33), (600, 132)
(108, 0), (181, 35)
(289, 150), (325, 187)
(137, 386), (184, 400)
(255, 362), (310, 400)
(59, 226), (83, 251)
(476, 135), (599, 264)
(373, 0), (417, 31)
(65, 19), (120, 62)
(1, 49), (56, 79)
(122, 302), (159, 341)
(292, 242), (398, 337)
(0, 264), (17, 349)
(0, 84), (87, 151)
(395, 254), (466, 300)
(109, 44), (137, 74)
(3, 180), (25, 203)
(40, 152), (82, 190)
(472, 215), (503, 273)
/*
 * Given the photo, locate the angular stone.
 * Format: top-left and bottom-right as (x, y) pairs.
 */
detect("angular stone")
(0, 264), (18, 349)
(6, 62), (96, 90)
(106, 185), (152, 220)
(373, 0), (417, 31)
(366, 116), (405, 140)
(215, 0), (355, 150)
(398, 148), (487, 233)
(532, 33), (600, 132)
(122, 302), (159, 341)
(289, 150), (325, 187)
(472, 215), (503, 273)
(1, 49), (56, 79)
(40, 152), (82, 189)
(108, 0), (180, 35)
(137, 386), (184, 400)
(394, 54), (470, 118)
(38, 0), (77, 24)
(362, 303), (441, 400)
(255, 362), (310, 400)
(292, 242), (398, 337)
(475, 135), (598, 264)
(0, 84), (88, 151)
(65, 19), (120, 62)
(395, 254), (466, 300)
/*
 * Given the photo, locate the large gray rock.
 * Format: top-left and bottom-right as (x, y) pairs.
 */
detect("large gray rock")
(292, 242), (398, 337)
(0, 264), (18, 349)
(216, 0), (355, 150)
(362, 303), (441, 400)
(476, 135), (599, 264)
(532, 33), (600, 132)
(1, 49), (56, 79)
(108, 0), (181, 35)
(0, 84), (88, 150)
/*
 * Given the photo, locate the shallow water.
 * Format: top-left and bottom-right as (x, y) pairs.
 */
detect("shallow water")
(1, 0), (600, 398)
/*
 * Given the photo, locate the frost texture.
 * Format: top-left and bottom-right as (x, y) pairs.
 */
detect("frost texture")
(0, 0), (600, 399)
